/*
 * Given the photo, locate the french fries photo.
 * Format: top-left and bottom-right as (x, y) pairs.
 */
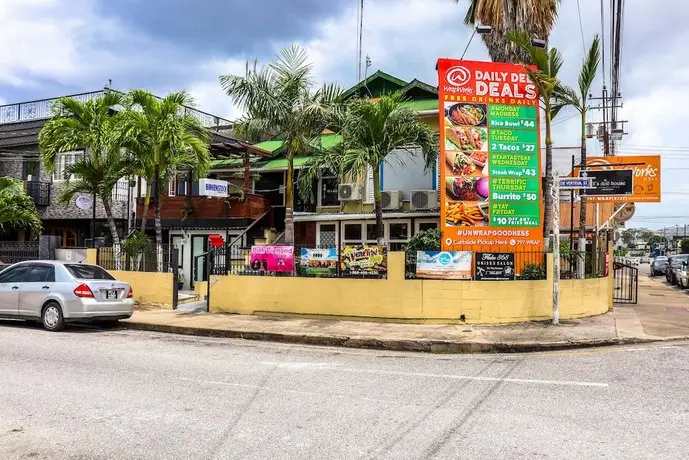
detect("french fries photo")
(445, 202), (487, 226)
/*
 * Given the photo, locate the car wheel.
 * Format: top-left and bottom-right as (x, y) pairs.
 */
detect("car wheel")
(42, 302), (65, 332)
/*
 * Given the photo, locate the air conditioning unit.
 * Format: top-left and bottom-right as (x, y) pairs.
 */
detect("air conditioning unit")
(381, 190), (402, 210)
(410, 190), (439, 210)
(338, 183), (362, 201)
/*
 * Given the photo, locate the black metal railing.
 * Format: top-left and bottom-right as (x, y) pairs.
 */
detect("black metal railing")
(0, 241), (40, 264)
(0, 89), (232, 130)
(96, 245), (171, 272)
(25, 181), (51, 206)
(559, 251), (609, 279)
(405, 250), (548, 281)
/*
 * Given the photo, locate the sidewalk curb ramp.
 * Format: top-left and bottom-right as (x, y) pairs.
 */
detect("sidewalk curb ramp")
(122, 321), (689, 353)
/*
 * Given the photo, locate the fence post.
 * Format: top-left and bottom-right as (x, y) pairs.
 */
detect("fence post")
(96, 246), (101, 266)
(552, 170), (561, 325)
(171, 249), (179, 310)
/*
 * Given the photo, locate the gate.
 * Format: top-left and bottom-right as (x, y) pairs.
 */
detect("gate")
(613, 260), (638, 304)
(0, 241), (40, 266)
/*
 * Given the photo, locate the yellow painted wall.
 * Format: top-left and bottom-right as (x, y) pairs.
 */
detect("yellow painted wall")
(108, 271), (174, 308)
(210, 252), (613, 324)
(86, 248), (97, 265)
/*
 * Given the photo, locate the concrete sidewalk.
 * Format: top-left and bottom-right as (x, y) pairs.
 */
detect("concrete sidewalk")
(123, 275), (689, 353)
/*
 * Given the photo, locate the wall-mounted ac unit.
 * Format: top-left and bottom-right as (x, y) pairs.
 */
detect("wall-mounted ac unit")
(338, 183), (362, 201)
(381, 190), (402, 210)
(410, 190), (439, 210)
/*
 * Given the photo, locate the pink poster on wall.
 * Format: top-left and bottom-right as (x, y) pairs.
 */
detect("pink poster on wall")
(249, 246), (294, 273)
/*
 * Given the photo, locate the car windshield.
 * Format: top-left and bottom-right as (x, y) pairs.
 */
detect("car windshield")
(656, 257), (667, 261)
(64, 264), (115, 280)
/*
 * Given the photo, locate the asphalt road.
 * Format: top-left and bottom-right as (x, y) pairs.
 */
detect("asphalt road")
(1, 324), (688, 459)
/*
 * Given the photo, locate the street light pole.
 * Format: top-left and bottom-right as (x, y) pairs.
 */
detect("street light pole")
(552, 170), (561, 325)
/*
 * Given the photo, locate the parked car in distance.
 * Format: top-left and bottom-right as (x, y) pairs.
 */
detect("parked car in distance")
(677, 259), (689, 289)
(666, 254), (689, 286)
(650, 256), (668, 276)
(640, 255), (651, 264)
(0, 261), (134, 331)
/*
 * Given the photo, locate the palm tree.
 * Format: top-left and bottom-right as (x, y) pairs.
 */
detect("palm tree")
(0, 177), (41, 237)
(220, 45), (341, 244)
(508, 30), (564, 247)
(118, 90), (211, 251)
(456, 0), (560, 62)
(298, 93), (438, 245)
(39, 92), (127, 246)
(554, 35), (601, 274)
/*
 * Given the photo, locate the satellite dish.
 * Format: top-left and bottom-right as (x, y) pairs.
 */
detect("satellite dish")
(75, 195), (93, 210)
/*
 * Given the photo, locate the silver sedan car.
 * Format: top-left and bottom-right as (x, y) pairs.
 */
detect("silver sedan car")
(0, 261), (134, 331)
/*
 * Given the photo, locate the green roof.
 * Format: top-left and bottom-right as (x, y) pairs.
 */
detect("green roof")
(341, 70), (409, 100)
(260, 156), (312, 170)
(400, 99), (438, 112)
(211, 158), (243, 167)
(252, 140), (285, 154)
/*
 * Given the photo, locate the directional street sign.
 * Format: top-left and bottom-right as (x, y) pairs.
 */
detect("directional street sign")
(558, 177), (594, 189)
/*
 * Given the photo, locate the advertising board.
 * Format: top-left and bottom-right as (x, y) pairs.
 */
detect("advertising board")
(475, 252), (515, 280)
(340, 245), (387, 278)
(249, 246), (294, 273)
(299, 248), (338, 276)
(437, 59), (543, 252)
(416, 251), (472, 280)
(582, 156), (661, 203)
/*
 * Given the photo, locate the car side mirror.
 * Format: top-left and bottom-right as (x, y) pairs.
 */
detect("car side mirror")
(683, 261), (688, 268)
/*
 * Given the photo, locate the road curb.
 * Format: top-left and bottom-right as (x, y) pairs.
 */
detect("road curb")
(122, 321), (688, 353)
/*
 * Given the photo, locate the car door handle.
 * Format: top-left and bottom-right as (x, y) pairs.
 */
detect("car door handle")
(42, 286), (50, 290)
(11, 286), (19, 290)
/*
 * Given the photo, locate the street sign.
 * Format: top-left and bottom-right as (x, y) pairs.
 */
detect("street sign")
(558, 177), (594, 189)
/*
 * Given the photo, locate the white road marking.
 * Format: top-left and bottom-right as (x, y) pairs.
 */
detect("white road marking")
(334, 367), (609, 388)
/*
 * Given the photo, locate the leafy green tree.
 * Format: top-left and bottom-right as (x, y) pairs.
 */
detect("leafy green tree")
(455, 0), (560, 63)
(118, 90), (211, 250)
(0, 177), (41, 237)
(508, 30), (565, 247)
(680, 238), (689, 254)
(220, 45), (341, 244)
(39, 92), (128, 245)
(554, 35), (600, 272)
(298, 93), (438, 244)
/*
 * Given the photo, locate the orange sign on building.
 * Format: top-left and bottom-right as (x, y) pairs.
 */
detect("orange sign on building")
(582, 155), (661, 203)
(437, 58), (543, 252)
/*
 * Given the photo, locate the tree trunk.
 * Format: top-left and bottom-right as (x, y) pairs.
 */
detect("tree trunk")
(284, 153), (295, 245)
(139, 181), (152, 234)
(153, 169), (163, 272)
(102, 198), (122, 271)
(543, 100), (554, 250)
(577, 110), (588, 278)
(373, 166), (384, 246)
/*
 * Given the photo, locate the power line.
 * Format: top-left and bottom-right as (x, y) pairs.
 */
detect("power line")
(576, 0), (587, 54)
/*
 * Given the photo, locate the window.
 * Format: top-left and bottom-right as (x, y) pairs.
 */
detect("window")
(0, 265), (31, 283)
(319, 172), (339, 207)
(64, 264), (115, 280)
(26, 265), (55, 282)
(343, 222), (362, 242)
(366, 223), (378, 242)
(317, 223), (337, 247)
(387, 220), (411, 251)
(22, 160), (39, 181)
(415, 220), (439, 234)
(54, 151), (83, 181)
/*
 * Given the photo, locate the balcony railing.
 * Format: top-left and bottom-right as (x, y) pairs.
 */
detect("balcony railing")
(136, 193), (270, 221)
(25, 181), (50, 207)
(0, 90), (232, 130)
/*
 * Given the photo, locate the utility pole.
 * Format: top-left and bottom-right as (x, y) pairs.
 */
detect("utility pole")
(552, 170), (561, 325)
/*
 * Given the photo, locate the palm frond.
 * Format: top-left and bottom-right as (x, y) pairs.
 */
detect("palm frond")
(578, 34), (601, 102)
(0, 177), (41, 235)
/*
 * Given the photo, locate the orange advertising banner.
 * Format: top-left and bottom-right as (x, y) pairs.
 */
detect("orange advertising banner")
(437, 58), (543, 252)
(581, 155), (661, 203)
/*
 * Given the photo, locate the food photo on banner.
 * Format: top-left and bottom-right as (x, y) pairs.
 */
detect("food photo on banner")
(415, 251), (473, 280)
(438, 59), (543, 252)
(340, 245), (387, 278)
(299, 248), (338, 276)
(475, 252), (515, 281)
(249, 245), (294, 273)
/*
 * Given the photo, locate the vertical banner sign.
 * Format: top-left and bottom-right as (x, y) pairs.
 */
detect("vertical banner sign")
(437, 59), (543, 252)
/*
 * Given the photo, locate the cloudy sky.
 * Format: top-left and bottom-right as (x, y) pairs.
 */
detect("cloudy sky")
(1, 0), (687, 229)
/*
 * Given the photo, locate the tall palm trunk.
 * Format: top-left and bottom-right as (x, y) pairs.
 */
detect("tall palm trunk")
(139, 181), (152, 233)
(284, 153), (295, 245)
(102, 198), (122, 270)
(543, 100), (554, 249)
(153, 172), (163, 272)
(577, 110), (588, 277)
(372, 166), (384, 246)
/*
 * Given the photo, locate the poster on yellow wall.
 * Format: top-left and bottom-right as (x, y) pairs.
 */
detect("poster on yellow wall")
(437, 58), (543, 252)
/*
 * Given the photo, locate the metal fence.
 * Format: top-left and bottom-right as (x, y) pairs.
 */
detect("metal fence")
(559, 251), (609, 279)
(96, 245), (171, 272)
(198, 245), (386, 279)
(405, 250), (548, 280)
(0, 241), (40, 264)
